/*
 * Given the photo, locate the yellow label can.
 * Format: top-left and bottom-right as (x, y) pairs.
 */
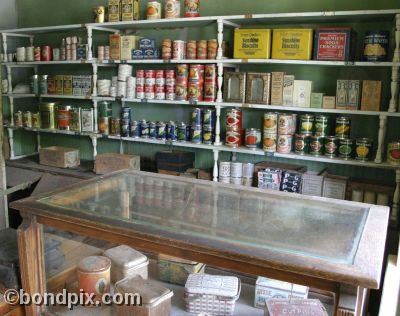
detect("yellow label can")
(272, 28), (313, 60)
(234, 28), (271, 59)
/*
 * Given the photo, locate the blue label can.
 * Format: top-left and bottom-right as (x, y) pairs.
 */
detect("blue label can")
(202, 125), (213, 145)
(121, 107), (131, 120)
(191, 108), (203, 125)
(130, 120), (140, 138)
(191, 124), (203, 144)
(121, 119), (130, 137)
(177, 122), (188, 142)
(203, 109), (215, 126)
(363, 31), (389, 61)
(167, 121), (177, 141)
(149, 121), (157, 139)
(140, 120), (149, 138)
(156, 121), (166, 140)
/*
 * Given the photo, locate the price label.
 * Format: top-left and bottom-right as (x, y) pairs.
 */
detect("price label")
(189, 100), (198, 105)
(163, 59), (171, 64)
(265, 152), (275, 157)
(141, 99), (148, 103)
(244, 14), (253, 19)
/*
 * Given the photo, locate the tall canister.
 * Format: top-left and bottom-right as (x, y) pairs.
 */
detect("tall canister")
(39, 102), (57, 129)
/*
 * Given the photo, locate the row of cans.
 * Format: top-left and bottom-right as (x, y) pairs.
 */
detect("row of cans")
(225, 128), (262, 150)
(161, 39), (223, 60)
(218, 161), (255, 186)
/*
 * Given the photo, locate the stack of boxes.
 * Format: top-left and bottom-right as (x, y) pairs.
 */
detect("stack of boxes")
(132, 38), (160, 59)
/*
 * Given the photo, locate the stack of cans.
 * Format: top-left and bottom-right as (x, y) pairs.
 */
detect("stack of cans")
(263, 112), (278, 153)
(218, 161), (255, 186)
(144, 70), (156, 100)
(225, 109), (243, 148)
(277, 113), (296, 154)
(190, 108), (216, 145)
(155, 70), (165, 100)
(110, 76), (118, 97)
(175, 64), (189, 101)
(188, 64), (204, 102)
(204, 64), (217, 102)
(190, 108), (203, 144)
(126, 76), (136, 99)
(120, 107), (131, 137)
(165, 70), (176, 100)
(117, 64), (133, 98)
(136, 70), (145, 99)
(98, 101), (112, 135)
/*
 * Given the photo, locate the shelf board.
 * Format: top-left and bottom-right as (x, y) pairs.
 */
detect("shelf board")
(40, 94), (92, 100)
(4, 125), (95, 137)
(99, 59), (222, 65)
(121, 98), (216, 107)
(0, 63), (37, 68)
(3, 93), (37, 98)
(0, 24), (85, 35)
(10, 60), (92, 65)
(221, 59), (400, 67)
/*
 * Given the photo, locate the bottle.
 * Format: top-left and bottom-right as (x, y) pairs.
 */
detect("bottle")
(61, 38), (66, 61)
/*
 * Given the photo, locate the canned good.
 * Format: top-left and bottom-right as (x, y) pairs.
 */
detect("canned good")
(277, 134), (292, 154)
(175, 82), (187, 100)
(203, 82), (216, 102)
(98, 101), (111, 118)
(173, 40), (186, 60)
(98, 117), (110, 135)
(164, 0), (180, 18)
(177, 122), (188, 142)
(155, 70), (165, 85)
(31, 75), (39, 95)
(130, 120), (140, 138)
(189, 64), (204, 82)
(363, 31), (389, 61)
(219, 177), (230, 184)
(155, 85), (166, 100)
(147, 1), (162, 19)
(202, 125), (213, 145)
(309, 136), (324, 156)
(245, 128), (262, 150)
(176, 64), (189, 79)
(355, 138), (373, 161)
(165, 85), (176, 100)
(242, 163), (255, 178)
(219, 161), (231, 177)
(324, 136), (338, 158)
(121, 119), (130, 137)
(263, 112), (278, 133)
(299, 114), (314, 135)
(184, 0), (200, 17)
(149, 121), (157, 139)
(186, 40), (197, 59)
(110, 118), (121, 136)
(387, 141), (400, 166)
(226, 109), (242, 128)
(197, 40), (207, 59)
(156, 121), (166, 140)
(190, 108), (202, 125)
(263, 133), (277, 152)
(140, 120), (149, 138)
(188, 83), (203, 101)
(57, 106), (71, 130)
(162, 39), (172, 59)
(40, 102), (57, 129)
(13, 111), (23, 127)
(144, 85), (155, 100)
(338, 138), (353, 159)
(230, 162), (243, 178)
(204, 64), (217, 81)
(315, 115), (329, 137)
(294, 134), (310, 155)
(40, 75), (48, 94)
(167, 121), (177, 141)
(290, 114), (297, 134)
(32, 112), (41, 128)
(41, 46), (52, 61)
(191, 124), (202, 144)
(278, 113), (294, 135)
(136, 85), (144, 99)
(203, 109), (215, 126)
(207, 39), (218, 59)
(34, 47), (41, 61)
(335, 117), (351, 139)
(121, 107), (131, 120)
(225, 128), (242, 148)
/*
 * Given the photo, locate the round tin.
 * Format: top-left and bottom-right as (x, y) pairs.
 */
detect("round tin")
(136, 85), (145, 99)
(355, 138), (373, 161)
(40, 75), (48, 94)
(189, 64), (204, 82)
(140, 120), (150, 138)
(175, 83), (188, 101)
(41, 46), (52, 61)
(186, 40), (197, 59)
(263, 133), (277, 153)
(309, 136), (324, 156)
(191, 108), (203, 125)
(98, 117), (109, 135)
(34, 47), (41, 61)
(387, 141), (400, 166)
(294, 134), (310, 155)
(110, 118), (121, 136)
(148, 121), (156, 139)
(315, 115), (329, 137)
(242, 163), (255, 178)
(184, 0), (200, 18)
(147, 1), (162, 19)
(176, 64), (189, 80)
(164, 0), (180, 18)
(77, 256), (111, 303)
(21, 112), (32, 129)
(207, 39), (218, 59)
(226, 109), (242, 129)
(197, 40), (207, 59)
(173, 40), (186, 60)
(167, 121), (177, 141)
(165, 85), (176, 100)
(219, 161), (231, 177)
(277, 134), (292, 154)
(245, 128), (261, 150)
(225, 128), (242, 148)
(121, 119), (130, 137)
(57, 106), (71, 130)
(363, 31), (389, 61)
(203, 82), (216, 102)
(162, 39), (172, 59)
(264, 112), (278, 133)
(144, 85), (155, 100)
(177, 122), (188, 142)
(204, 64), (217, 81)
(156, 121), (166, 140)
(324, 136), (338, 158)
(98, 102), (111, 118)
(130, 120), (140, 138)
(202, 125), (213, 145)
(299, 114), (314, 135)
(32, 112), (40, 128)
(335, 116), (351, 139)
(14, 111), (23, 127)
(338, 138), (353, 160)
(191, 124), (202, 144)
(39, 102), (57, 129)
(278, 113), (294, 135)
(155, 85), (166, 100)
(203, 109), (215, 126)
(188, 83), (203, 101)
(120, 107), (131, 120)
(230, 162), (243, 178)
(31, 75), (39, 95)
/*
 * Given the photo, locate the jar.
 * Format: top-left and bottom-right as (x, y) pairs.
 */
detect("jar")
(387, 141), (400, 166)
(184, 0), (200, 17)
(147, 1), (161, 20)
(164, 0), (180, 18)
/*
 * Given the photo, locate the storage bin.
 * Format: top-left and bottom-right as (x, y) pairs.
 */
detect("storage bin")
(114, 275), (173, 316)
(157, 254), (205, 285)
(184, 273), (241, 316)
(103, 245), (149, 282)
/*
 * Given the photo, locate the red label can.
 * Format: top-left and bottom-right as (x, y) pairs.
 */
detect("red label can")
(136, 70), (145, 78)
(184, 0), (200, 17)
(34, 47), (41, 61)
(188, 83), (203, 101)
(204, 64), (217, 82)
(186, 40), (197, 59)
(136, 84), (144, 99)
(225, 128), (243, 148)
(175, 82), (188, 100)
(226, 109), (242, 128)
(204, 82), (216, 102)
(165, 70), (176, 79)
(197, 40), (207, 59)
(57, 106), (71, 130)
(189, 64), (204, 82)
(176, 64), (189, 80)
(41, 46), (52, 61)
(207, 39), (218, 59)
(145, 70), (156, 78)
(173, 40), (186, 60)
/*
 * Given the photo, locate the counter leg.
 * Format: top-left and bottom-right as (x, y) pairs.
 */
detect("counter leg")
(17, 215), (46, 316)
(354, 287), (369, 316)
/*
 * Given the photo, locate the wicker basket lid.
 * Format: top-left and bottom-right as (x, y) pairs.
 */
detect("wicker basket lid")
(184, 273), (240, 298)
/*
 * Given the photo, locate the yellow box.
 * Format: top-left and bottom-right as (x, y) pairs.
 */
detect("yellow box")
(63, 75), (73, 95)
(120, 35), (140, 60)
(272, 29), (313, 60)
(108, 0), (120, 22)
(109, 34), (121, 60)
(234, 28), (271, 59)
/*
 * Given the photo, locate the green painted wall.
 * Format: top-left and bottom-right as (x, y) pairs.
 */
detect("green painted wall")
(6, 0), (400, 185)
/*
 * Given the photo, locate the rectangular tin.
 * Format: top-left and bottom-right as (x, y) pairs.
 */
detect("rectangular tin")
(245, 72), (271, 105)
(72, 75), (82, 96)
(314, 28), (354, 61)
(63, 75), (73, 95)
(47, 76), (56, 95)
(223, 72), (246, 103)
(108, 0), (120, 22)
(81, 75), (92, 96)
(55, 75), (64, 95)
(272, 29), (313, 60)
(109, 34), (121, 60)
(81, 108), (94, 132)
(361, 80), (381, 111)
(233, 28), (271, 59)
(323, 96), (336, 109)
(270, 72), (285, 105)
(70, 108), (81, 132)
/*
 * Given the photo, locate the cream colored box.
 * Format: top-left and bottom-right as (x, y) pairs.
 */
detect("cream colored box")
(292, 80), (312, 107)
(109, 34), (121, 60)
(108, 0), (120, 22)
(282, 75), (295, 105)
(120, 35), (140, 60)
(323, 96), (336, 109)
(270, 72), (285, 105)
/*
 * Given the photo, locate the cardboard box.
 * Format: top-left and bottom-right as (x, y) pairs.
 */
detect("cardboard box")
(108, 0), (120, 22)
(254, 277), (309, 309)
(255, 161), (307, 174)
(233, 28), (271, 59)
(63, 75), (73, 95)
(336, 80), (361, 110)
(109, 34), (121, 60)
(72, 75), (82, 96)
(55, 75), (63, 95)
(47, 76), (56, 94)
(310, 93), (324, 108)
(156, 151), (195, 173)
(198, 169), (212, 180)
(120, 35), (140, 60)
(39, 146), (80, 168)
(322, 175), (349, 200)
(272, 29), (313, 60)
(361, 80), (382, 111)
(120, 0), (134, 21)
(265, 299), (328, 316)
(293, 80), (312, 107)
(301, 170), (327, 197)
(282, 75), (295, 105)
(322, 96), (335, 109)
(95, 153), (140, 174)
(270, 72), (285, 105)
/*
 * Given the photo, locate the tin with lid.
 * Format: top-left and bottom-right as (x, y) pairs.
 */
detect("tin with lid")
(338, 138), (353, 159)
(299, 114), (314, 135)
(184, 0), (200, 17)
(335, 116), (350, 139)
(355, 138), (373, 161)
(315, 115), (329, 137)
(147, 1), (162, 20)
(324, 136), (338, 158)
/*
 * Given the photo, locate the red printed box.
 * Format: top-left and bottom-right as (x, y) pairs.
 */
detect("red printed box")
(314, 28), (354, 61)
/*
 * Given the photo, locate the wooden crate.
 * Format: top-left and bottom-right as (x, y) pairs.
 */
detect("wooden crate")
(39, 146), (80, 168)
(95, 153), (140, 174)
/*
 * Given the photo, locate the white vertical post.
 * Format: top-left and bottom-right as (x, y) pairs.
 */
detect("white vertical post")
(393, 14), (400, 63)
(93, 100), (98, 133)
(388, 66), (399, 113)
(213, 149), (219, 182)
(87, 26), (93, 60)
(217, 62), (224, 103)
(214, 105), (222, 146)
(6, 65), (12, 94)
(7, 128), (14, 159)
(217, 19), (224, 59)
(37, 133), (41, 151)
(391, 169), (400, 226)
(374, 115), (387, 164)
(9, 97), (14, 126)
(90, 135), (98, 161)
(2, 34), (7, 62)
(92, 63), (98, 96)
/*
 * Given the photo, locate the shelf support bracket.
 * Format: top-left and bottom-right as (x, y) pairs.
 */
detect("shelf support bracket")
(374, 115), (387, 164)
(9, 96), (14, 126)
(214, 105), (222, 146)
(388, 66), (399, 113)
(6, 65), (12, 94)
(92, 99), (98, 133)
(213, 149), (219, 182)
(217, 62), (224, 103)
(391, 169), (400, 227)
(217, 19), (224, 59)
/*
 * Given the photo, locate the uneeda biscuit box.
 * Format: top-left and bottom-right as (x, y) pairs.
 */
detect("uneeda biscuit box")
(272, 29), (313, 60)
(234, 29), (271, 59)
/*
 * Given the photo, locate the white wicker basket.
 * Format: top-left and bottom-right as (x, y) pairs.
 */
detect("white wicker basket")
(184, 273), (241, 316)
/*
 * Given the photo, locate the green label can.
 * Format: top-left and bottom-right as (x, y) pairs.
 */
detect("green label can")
(315, 115), (329, 137)
(355, 138), (373, 161)
(294, 134), (310, 155)
(324, 136), (338, 158)
(309, 136), (324, 156)
(335, 116), (351, 139)
(338, 138), (353, 159)
(299, 114), (314, 135)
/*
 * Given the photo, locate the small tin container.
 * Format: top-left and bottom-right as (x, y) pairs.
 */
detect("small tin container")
(121, 107), (131, 120)
(115, 275), (173, 316)
(299, 114), (314, 135)
(32, 112), (41, 128)
(230, 162), (243, 178)
(309, 136), (324, 156)
(121, 119), (131, 137)
(225, 128), (242, 148)
(149, 121), (157, 139)
(23, 111), (33, 128)
(242, 163), (255, 178)
(263, 133), (277, 152)
(103, 245), (149, 283)
(147, 1), (162, 19)
(219, 161), (231, 177)
(165, 85), (176, 100)
(14, 111), (23, 127)
(177, 122), (188, 142)
(188, 83), (203, 101)
(136, 85), (145, 99)
(184, 0), (200, 18)
(162, 39), (172, 59)
(40, 102), (57, 129)
(175, 82), (188, 101)
(355, 138), (373, 161)
(203, 109), (215, 126)
(197, 40), (207, 59)
(156, 121), (167, 140)
(173, 40), (186, 60)
(155, 85), (166, 100)
(99, 117), (110, 135)
(186, 40), (197, 59)
(131, 120), (140, 138)
(204, 64), (217, 81)
(363, 31), (389, 61)
(191, 108), (203, 125)
(34, 47), (41, 61)
(387, 141), (400, 166)
(207, 39), (218, 59)
(30, 75), (39, 95)
(111, 118), (121, 136)
(203, 82), (216, 102)
(294, 134), (310, 155)
(167, 121), (177, 141)
(176, 64), (189, 79)
(278, 113), (294, 135)
(264, 112), (278, 133)
(41, 46), (52, 61)
(191, 124), (202, 144)
(145, 84), (155, 100)
(245, 128), (262, 150)
(202, 125), (213, 145)
(226, 109), (242, 129)
(164, 0), (181, 18)
(277, 134), (292, 154)
(140, 120), (150, 138)
(315, 115), (329, 137)
(324, 136), (338, 158)
(189, 64), (204, 82)
(335, 116), (351, 139)
(77, 256), (111, 303)
(338, 138), (353, 160)
(39, 75), (48, 94)
(57, 106), (71, 130)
